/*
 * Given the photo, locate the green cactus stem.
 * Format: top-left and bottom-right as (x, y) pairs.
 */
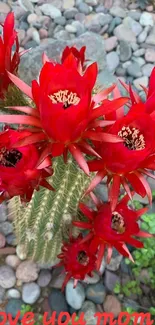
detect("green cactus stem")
(12, 155), (92, 264)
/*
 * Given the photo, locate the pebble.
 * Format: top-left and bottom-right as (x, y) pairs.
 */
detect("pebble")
(127, 62), (142, 78)
(128, 10), (141, 21)
(16, 261), (39, 282)
(37, 269), (52, 287)
(40, 4), (62, 19)
(0, 266), (16, 289)
(133, 48), (145, 56)
(97, 13), (112, 26)
(146, 26), (155, 45)
(64, 8), (78, 19)
(0, 286), (5, 303)
(16, 244), (27, 260)
(103, 295), (122, 318)
(0, 2), (10, 14)
(54, 30), (71, 40)
(86, 282), (106, 304)
(140, 12), (154, 27)
(48, 288), (69, 320)
(27, 13), (38, 24)
(22, 282), (41, 304)
(108, 17), (122, 34)
(105, 270), (120, 292)
(39, 28), (48, 39)
(106, 51), (120, 72)
(130, 42), (139, 51)
(65, 24), (77, 33)
(83, 271), (100, 284)
(0, 203), (7, 222)
(78, 301), (97, 325)
(78, 2), (91, 14)
(133, 76), (149, 90)
(145, 48), (155, 62)
(132, 57), (145, 67)
(72, 21), (85, 36)
(66, 280), (85, 310)
(6, 233), (17, 246)
(63, 0), (75, 9)
(85, 0), (98, 5)
(5, 299), (23, 319)
(119, 40), (132, 62)
(138, 26), (150, 43)
(114, 24), (136, 43)
(142, 63), (154, 77)
(0, 222), (13, 236)
(0, 233), (6, 248)
(110, 6), (126, 18)
(116, 66), (126, 77)
(95, 4), (105, 13)
(24, 40), (38, 49)
(123, 16), (142, 36)
(6, 288), (21, 299)
(104, 36), (118, 52)
(50, 267), (66, 289)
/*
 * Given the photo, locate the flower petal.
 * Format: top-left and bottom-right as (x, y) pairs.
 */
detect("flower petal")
(69, 144), (89, 176)
(84, 170), (106, 195)
(7, 71), (33, 99)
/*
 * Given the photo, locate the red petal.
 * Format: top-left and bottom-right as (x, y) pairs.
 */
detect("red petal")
(119, 79), (141, 103)
(6, 106), (39, 117)
(69, 144), (89, 176)
(93, 84), (116, 103)
(12, 132), (46, 147)
(51, 143), (65, 157)
(88, 159), (104, 172)
(0, 115), (41, 127)
(84, 170), (106, 195)
(84, 62), (98, 90)
(96, 243), (105, 270)
(79, 202), (94, 220)
(121, 178), (133, 201)
(84, 130), (123, 143)
(89, 191), (102, 208)
(79, 141), (101, 158)
(40, 180), (54, 191)
(90, 97), (129, 121)
(134, 171), (152, 205)
(109, 175), (121, 211)
(136, 207), (148, 218)
(137, 231), (153, 238)
(7, 71), (33, 99)
(42, 52), (50, 64)
(36, 145), (52, 168)
(73, 221), (92, 229)
(107, 245), (113, 264)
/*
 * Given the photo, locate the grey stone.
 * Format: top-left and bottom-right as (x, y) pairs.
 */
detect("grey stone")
(5, 299), (23, 319)
(133, 48), (145, 56)
(78, 301), (97, 325)
(127, 62), (142, 78)
(37, 269), (52, 287)
(86, 282), (106, 304)
(132, 57), (145, 67)
(83, 271), (100, 284)
(6, 233), (17, 246)
(19, 32), (107, 84)
(64, 8), (78, 19)
(0, 203), (7, 222)
(106, 51), (120, 72)
(119, 40), (132, 62)
(95, 4), (105, 13)
(142, 63), (154, 77)
(0, 286), (5, 303)
(6, 288), (21, 299)
(65, 24), (77, 33)
(97, 13), (112, 26)
(138, 28), (148, 44)
(108, 17), (122, 34)
(0, 221), (13, 235)
(0, 233), (6, 248)
(123, 16), (142, 36)
(105, 270), (120, 292)
(16, 261), (39, 282)
(0, 266), (16, 289)
(48, 288), (69, 320)
(24, 40), (38, 49)
(128, 11), (141, 21)
(140, 12), (154, 27)
(114, 24), (136, 43)
(22, 282), (41, 304)
(116, 66), (126, 77)
(72, 21), (85, 36)
(85, 0), (98, 5)
(106, 253), (123, 271)
(130, 42), (139, 51)
(40, 4), (62, 19)
(133, 76), (148, 90)
(146, 26), (155, 45)
(54, 30), (71, 40)
(66, 280), (85, 310)
(110, 6), (126, 18)
(54, 16), (66, 26)
(78, 2), (91, 14)
(5, 255), (21, 269)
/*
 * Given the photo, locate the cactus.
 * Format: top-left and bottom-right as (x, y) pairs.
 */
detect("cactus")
(12, 155), (92, 264)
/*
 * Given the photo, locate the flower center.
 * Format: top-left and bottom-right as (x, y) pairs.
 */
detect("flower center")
(118, 126), (145, 151)
(111, 212), (125, 234)
(0, 147), (22, 167)
(77, 250), (89, 266)
(49, 90), (80, 109)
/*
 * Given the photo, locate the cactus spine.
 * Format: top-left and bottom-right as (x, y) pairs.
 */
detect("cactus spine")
(12, 155), (91, 264)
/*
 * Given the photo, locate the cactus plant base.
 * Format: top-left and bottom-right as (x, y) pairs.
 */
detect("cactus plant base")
(11, 155), (92, 264)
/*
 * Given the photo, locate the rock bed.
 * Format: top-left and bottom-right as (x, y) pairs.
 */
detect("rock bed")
(0, 0), (155, 321)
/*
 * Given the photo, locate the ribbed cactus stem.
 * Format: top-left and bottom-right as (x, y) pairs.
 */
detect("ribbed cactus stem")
(12, 156), (91, 264)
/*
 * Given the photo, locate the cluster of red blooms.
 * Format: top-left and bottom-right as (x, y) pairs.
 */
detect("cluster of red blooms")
(0, 13), (155, 289)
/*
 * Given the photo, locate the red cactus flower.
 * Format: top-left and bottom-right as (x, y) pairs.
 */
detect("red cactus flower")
(61, 46), (86, 72)
(73, 193), (152, 270)
(0, 128), (53, 202)
(86, 103), (155, 209)
(57, 234), (97, 290)
(0, 12), (20, 98)
(0, 53), (128, 174)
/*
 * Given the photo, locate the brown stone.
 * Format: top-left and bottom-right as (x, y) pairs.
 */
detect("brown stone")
(103, 295), (121, 318)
